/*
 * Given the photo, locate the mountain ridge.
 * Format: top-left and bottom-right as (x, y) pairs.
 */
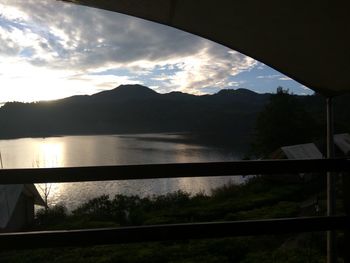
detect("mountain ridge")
(0, 85), (268, 142)
(1, 84), (348, 149)
(49, 85), (262, 104)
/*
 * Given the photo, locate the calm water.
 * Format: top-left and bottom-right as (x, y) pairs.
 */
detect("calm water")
(0, 134), (244, 210)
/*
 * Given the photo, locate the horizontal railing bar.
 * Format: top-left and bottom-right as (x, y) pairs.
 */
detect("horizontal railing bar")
(0, 159), (349, 184)
(0, 216), (347, 250)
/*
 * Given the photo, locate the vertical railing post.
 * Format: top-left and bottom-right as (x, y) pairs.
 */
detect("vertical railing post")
(343, 171), (350, 263)
(326, 96), (336, 263)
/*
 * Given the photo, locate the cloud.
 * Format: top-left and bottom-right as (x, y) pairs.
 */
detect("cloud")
(0, 0), (207, 69)
(0, 0), (259, 101)
(279, 76), (292, 81)
(300, 85), (311, 91)
(148, 48), (256, 94)
(256, 63), (265, 70)
(256, 74), (294, 82)
(228, 80), (246, 87)
(256, 74), (281, 79)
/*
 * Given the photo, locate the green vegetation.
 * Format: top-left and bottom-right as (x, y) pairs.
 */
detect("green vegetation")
(252, 87), (320, 157)
(33, 176), (323, 231)
(1, 175), (342, 262)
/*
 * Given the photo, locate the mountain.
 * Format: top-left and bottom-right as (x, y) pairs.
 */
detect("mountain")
(0, 84), (349, 147)
(0, 85), (268, 141)
(91, 84), (159, 102)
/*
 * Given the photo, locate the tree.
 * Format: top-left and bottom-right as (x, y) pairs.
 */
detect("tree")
(38, 183), (52, 211)
(252, 87), (319, 157)
(33, 160), (51, 210)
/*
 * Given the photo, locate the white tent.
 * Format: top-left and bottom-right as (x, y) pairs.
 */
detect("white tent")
(281, 143), (323, 160)
(334, 133), (350, 156)
(0, 184), (45, 231)
(280, 143), (323, 182)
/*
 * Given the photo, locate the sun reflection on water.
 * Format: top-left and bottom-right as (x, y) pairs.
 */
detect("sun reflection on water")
(35, 141), (65, 206)
(36, 142), (64, 168)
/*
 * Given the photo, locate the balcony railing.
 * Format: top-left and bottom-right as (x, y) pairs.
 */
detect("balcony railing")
(0, 158), (349, 252)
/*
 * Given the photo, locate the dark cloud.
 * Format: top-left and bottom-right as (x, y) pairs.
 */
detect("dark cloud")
(0, 0), (257, 94)
(0, 0), (209, 70)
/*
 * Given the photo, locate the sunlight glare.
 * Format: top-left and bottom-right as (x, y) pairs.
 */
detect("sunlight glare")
(36, 142), (64, 168)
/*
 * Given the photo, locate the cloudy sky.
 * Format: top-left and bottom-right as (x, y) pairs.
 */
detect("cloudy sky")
(0, 0), (312, 104)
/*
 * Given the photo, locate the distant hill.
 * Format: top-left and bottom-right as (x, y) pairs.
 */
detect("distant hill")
(0, 84), (349, 148)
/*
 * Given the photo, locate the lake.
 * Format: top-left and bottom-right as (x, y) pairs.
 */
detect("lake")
(0, 134), (244, 210)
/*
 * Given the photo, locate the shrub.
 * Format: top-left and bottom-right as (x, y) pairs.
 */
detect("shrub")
(35, 204), (67, 226)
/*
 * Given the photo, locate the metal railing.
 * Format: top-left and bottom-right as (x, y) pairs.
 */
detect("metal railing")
(0, 158), (349, 251)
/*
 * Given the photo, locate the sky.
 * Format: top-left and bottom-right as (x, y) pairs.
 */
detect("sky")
(0, 0), (313, 104)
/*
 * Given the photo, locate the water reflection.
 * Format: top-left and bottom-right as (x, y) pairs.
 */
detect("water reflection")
(37, 142), (64, 168)
(0, 134), (243, 210)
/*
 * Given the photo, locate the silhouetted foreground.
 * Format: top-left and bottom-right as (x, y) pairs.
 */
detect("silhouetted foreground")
(1, 175), (345, 262)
